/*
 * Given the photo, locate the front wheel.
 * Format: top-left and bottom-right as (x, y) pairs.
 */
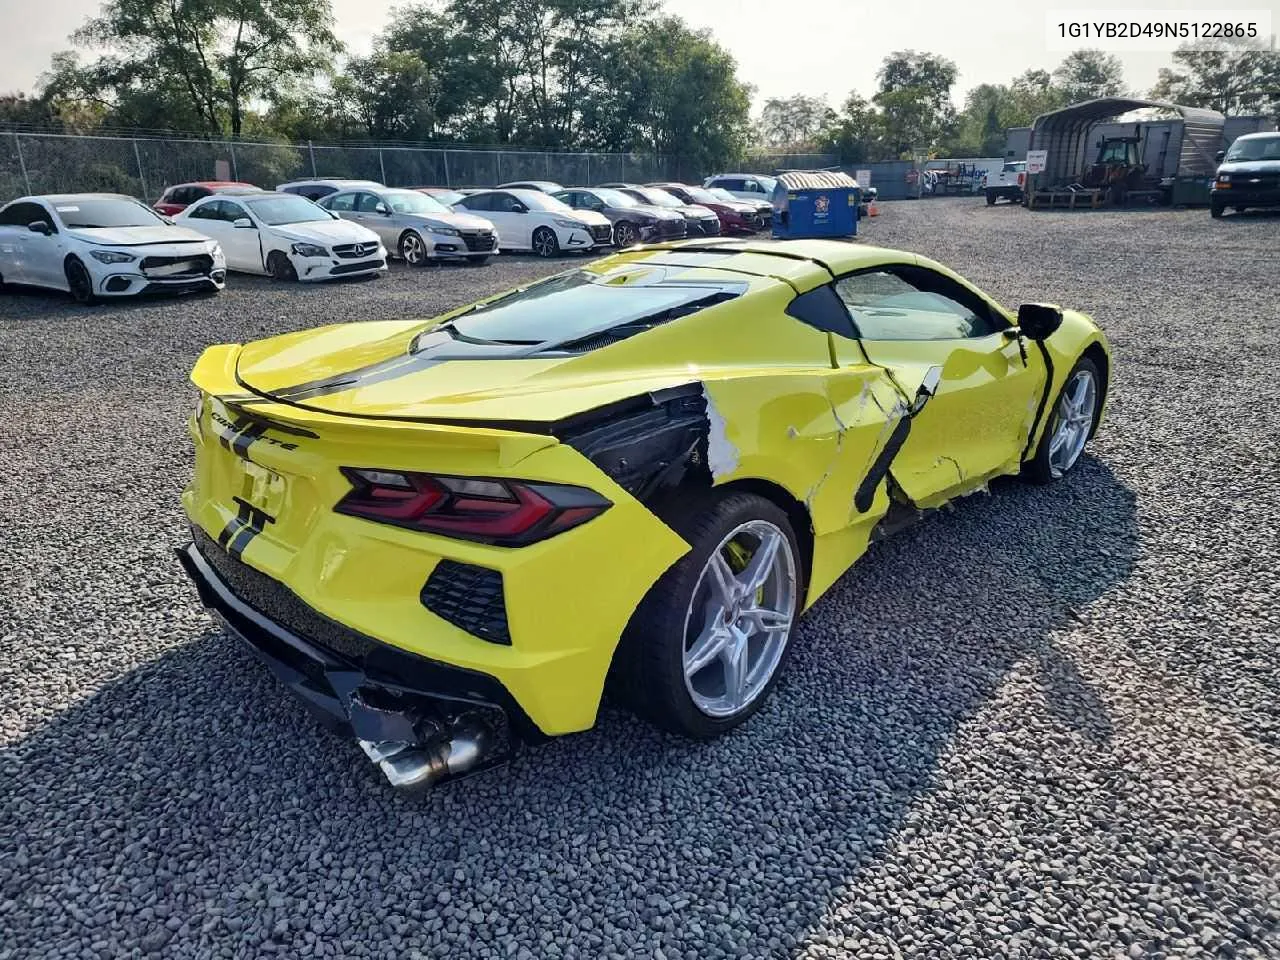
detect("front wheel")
(531, 226), (560, 258)
(1024, 356), (1102, 484)
(613, 221), (636, 246)
(1210, 199), (1225, 219)
(65, 257), (96, 304)
(610, 492), (802, 738)
(267, 250), (298, 282)
(399, 231), (428, 266)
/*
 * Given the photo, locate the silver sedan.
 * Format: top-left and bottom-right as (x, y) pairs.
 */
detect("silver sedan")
(319, 188), (499, 265)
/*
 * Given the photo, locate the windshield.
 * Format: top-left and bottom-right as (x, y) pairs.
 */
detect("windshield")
(1225, 136), (1280, 162)
(384, 190), (450, 215)
(54, 197), (164, 229)
(632, 187), (681, 207)
(420, 268), (746, 346)
(682, 186), (722, 204)
(213, 185), (262, 196)
(708, 187), (737, 202)
(518, 192), (574, 213)
(426, 190), (464, 206)
(594, 188), (638, 207)
(246, 195), (332, 226)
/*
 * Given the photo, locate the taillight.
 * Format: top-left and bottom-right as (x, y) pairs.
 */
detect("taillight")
(335, 469), (611, 546)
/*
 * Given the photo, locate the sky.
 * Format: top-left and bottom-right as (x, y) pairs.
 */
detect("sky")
(0, 0), (1274, 111)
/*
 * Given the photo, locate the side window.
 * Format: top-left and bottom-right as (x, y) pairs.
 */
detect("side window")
(281, 185), (303, 196)
(1, 201), (53, 229)
(221, 201), (248, 223)
(327, 193), (355, 212)
(785, 284), (858, 339)
(186, 201), (215, 220)
(834, 266), (1003, 341)
(495, 193), (524, 213)
(718, 178), (745, 191)
(557, 192), (580, 209)
(459, 193), (488, 211)
(354, 192), (382, 213)
(190, 186), (211, 202)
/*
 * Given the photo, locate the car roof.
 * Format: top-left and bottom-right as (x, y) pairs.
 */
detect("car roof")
(279, 178), (383, 187)
(18, 193), (141, 204)
(497, 180), (561, 189)
(1235, 131), (1280, 141)
(176, 180), (258, 188)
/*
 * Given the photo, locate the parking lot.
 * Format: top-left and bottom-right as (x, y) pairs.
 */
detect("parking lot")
(2, 198), (1277, 959)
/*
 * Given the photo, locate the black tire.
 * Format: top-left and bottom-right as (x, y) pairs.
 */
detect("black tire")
(1023, 355), (1102, 485)
(1210, 200), (1225, 219)
(1234, 206), (1247, 213)
(614, 220), (636, 246)
(267, 250), (298, 282)
(609, 491), (803, 739)
(531, 226), (560, 258)
(64, 257), (96, 304)
(399, 230), (428, 266)
(986, 191), (997, 206)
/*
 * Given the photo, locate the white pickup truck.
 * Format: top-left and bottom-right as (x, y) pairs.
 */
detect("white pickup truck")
(984, 161), (1027, 205)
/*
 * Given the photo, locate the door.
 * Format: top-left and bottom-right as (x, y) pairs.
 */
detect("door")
(834, 264), (1043, 506)
(353, 192), (397, 247)
(323, 191), (359, 226)
(0, 201), (54, 284)
(218, 200), (265, 272)
(471, 193), (525, 250)
(19, 201), (66, 288)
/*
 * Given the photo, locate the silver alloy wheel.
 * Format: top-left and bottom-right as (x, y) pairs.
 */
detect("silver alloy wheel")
(681, 519), (798, 718)
(532, 228), (558, 258)
(401, 232), (426, 265)
(1048, 368), (1098, 478)
(615, 222), (635, 246)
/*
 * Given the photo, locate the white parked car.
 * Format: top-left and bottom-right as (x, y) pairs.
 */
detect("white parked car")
(318, 187), (499, 265)
(177, 192), (387, 282)
(276, 178), (385, 202)
(452, 189), (613, 257)
(702, 173), (778, 204)
(0, 193), (225, 303)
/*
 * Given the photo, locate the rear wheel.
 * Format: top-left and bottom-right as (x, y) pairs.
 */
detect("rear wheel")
(399, 230), (428, 266)
(532, 226), (560, 258)
(65, 257), (96, 304)
(610, 491), (801, 738)
(986, 190), (997, 206)
(1024, 356), (1102, 484)
(267, 251), (298, 282)
(614, 221), (636, 246)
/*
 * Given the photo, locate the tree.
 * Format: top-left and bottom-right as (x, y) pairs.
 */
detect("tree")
(822, 92), (883, 163)
(1052, 49), (1125, 103)
(757, 95), (835, 150)
(52, 0), (341, 136)
(872, 51), (958, 156)
(1151, 39), (1280, 120)
(334, 51), (439, 141)
(582, 16), (751, 173)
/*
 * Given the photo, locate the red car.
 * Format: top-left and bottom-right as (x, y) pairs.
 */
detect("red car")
(153, 181), (262, 216)
(647, 182), (769, 234)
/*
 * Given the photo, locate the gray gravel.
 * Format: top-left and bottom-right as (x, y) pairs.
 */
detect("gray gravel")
(2, 204), (1278, 960)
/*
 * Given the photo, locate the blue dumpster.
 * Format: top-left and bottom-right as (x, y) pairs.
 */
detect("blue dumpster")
(772, 171), (861, 239)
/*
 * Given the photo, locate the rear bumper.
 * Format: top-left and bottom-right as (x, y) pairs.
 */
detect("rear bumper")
(177, 536), (547, 743)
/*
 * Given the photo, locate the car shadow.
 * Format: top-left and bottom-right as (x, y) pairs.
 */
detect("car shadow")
(0, 455), (1137, 956)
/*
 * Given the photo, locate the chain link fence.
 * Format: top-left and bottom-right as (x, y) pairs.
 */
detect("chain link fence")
(0, 131), (835, 201)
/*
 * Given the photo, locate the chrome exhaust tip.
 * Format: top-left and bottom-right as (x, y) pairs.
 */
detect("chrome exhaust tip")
(359, 713), (496, 790)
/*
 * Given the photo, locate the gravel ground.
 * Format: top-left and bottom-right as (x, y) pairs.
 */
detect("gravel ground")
(1, 202), (1277, 960)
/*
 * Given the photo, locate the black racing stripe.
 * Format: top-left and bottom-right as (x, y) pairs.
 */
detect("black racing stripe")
(218, 415), (248, 451)
(217, 500), (253, 548)
(226, 497), (274, 559)
(231, 421), (268, 458)
(1021, 342), (1056, 462)
(267, 353), (427, 402)
(854, 416), (914, 514)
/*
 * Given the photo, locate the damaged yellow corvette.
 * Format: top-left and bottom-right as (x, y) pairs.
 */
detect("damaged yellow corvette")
(178, 238), (1110, 788)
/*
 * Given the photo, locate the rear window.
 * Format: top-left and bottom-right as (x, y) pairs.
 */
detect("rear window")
(416, 267), (746, 351)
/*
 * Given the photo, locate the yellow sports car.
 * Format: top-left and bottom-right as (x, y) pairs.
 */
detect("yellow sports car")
(178, 238), (1110, 789)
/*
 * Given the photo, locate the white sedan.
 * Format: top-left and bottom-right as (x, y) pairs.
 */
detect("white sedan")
(0, 193), (226, 303)
(452, 189), (613, 257)
(177, 192), (386, 282)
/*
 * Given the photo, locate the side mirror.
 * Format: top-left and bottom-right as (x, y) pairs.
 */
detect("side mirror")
(232, 217), (255, 230)
(511, 204), (527, 214)
(1215, 150), (1226, 163)
(910, 365), (943, 415)
(1017, 303), (1064, 341)
(27, 221), (52, 236)
(375, 204), (389, 215)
